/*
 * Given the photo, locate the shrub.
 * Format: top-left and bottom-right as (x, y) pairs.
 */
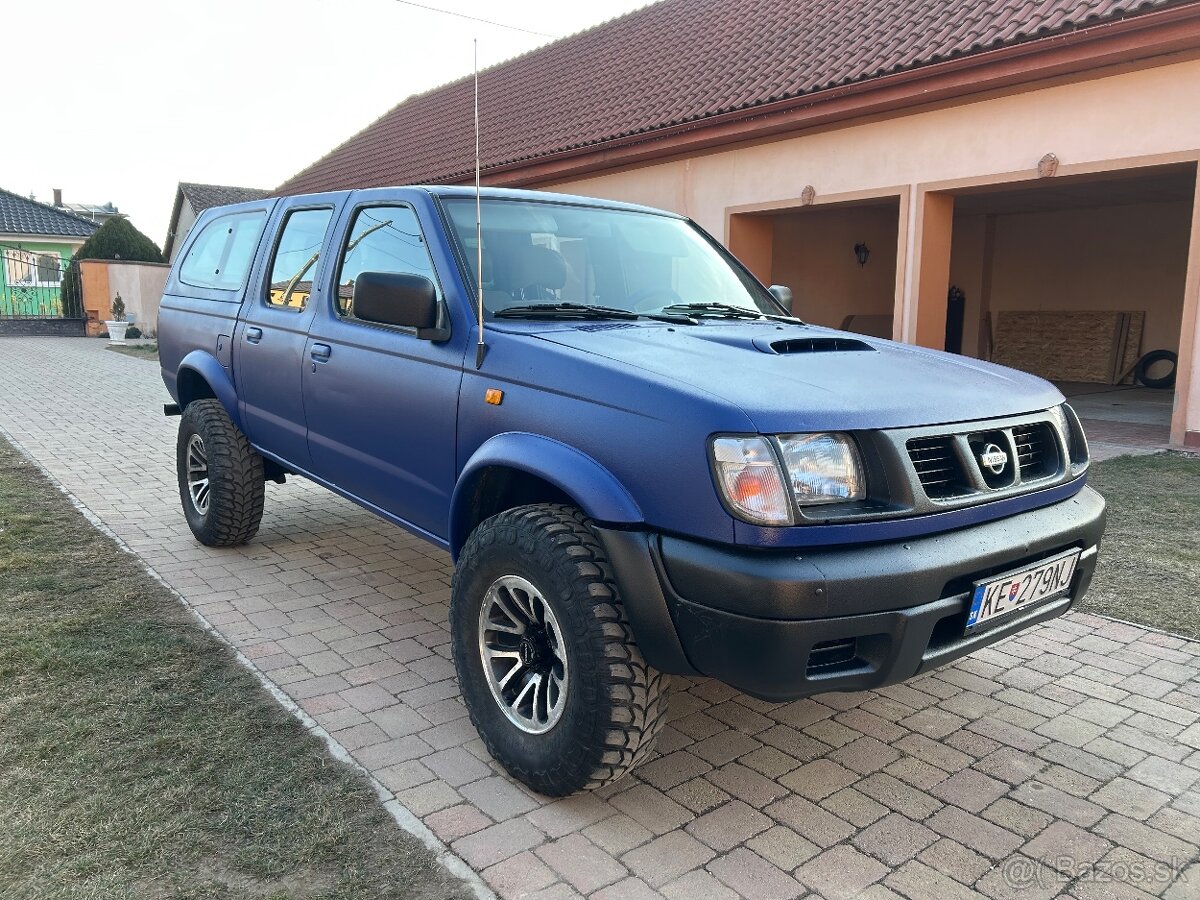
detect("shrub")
(61, 218), (164, 313)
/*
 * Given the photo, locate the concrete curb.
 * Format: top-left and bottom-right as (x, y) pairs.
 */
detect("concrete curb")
(1090, 611), (1200, 645)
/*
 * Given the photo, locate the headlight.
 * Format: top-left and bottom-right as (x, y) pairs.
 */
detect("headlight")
(777, 433), (865, 505)
(711, 433), (865, 525)
(711, 437), (793, 525)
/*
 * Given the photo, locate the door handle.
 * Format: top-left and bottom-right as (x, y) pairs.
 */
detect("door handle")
(311, 343), (332, 361)
(245, 327), (263, 344)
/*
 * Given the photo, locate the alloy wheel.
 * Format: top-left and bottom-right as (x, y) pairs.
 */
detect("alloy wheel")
(477, 574), (569, 734)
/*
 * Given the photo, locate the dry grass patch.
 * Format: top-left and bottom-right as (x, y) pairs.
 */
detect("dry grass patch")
(0, 439), (471, 900)
(1083, 451), (1200, 640)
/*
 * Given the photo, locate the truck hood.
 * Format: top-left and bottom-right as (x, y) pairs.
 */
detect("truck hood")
(526, 321), (1062, 432)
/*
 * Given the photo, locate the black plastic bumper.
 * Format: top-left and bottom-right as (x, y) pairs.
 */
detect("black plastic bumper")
(596, 486), (1106, 701)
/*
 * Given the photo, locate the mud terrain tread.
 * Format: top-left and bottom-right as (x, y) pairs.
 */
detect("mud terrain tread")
(452, 504), (669, 795)
(177, 399), (264, 547)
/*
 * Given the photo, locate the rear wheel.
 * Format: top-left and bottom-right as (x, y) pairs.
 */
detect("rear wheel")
(451, 504), (669, 795)
(176, 399), (265, 546)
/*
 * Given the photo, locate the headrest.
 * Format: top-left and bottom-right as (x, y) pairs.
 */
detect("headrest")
(511, 244), (567, 292)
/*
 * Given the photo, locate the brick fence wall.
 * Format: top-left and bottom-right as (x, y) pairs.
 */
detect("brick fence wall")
(0, 318), (87, 337)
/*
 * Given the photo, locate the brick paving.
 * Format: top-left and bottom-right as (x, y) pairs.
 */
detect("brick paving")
(2, 337), (1198, 900)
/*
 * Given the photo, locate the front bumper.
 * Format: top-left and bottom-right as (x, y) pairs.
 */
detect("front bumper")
(597, 486), (1106, 701)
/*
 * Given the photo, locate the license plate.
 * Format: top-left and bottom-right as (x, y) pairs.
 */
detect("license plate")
(965, 549), (1080, 632)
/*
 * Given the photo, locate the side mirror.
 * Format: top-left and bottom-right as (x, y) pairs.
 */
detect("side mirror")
(352, 271), (448, 340)
(769, 284), (793, 314)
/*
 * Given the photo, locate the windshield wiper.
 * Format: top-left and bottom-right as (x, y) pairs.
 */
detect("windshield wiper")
(495, 303), (640, 320)
(660, 302), (765, 320)
(661, 301), (807, 325)
(494, 303), (700, 325)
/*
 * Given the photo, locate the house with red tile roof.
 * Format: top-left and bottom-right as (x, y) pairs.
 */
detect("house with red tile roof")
(280, 0), (1200, 449)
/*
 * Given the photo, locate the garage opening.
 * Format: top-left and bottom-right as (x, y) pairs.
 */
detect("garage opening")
(729, 197), (901, 337)
(946, 164), (1196, 452)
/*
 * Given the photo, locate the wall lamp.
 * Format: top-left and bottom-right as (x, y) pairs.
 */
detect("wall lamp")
(854, 243), (870, 267)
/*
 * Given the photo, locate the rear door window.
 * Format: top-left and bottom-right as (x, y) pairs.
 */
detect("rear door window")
(179, 210), (266, 291)
(266, 208), (335, 310)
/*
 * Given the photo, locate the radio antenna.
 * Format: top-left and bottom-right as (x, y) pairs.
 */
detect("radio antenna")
(473, 38), (488, 369)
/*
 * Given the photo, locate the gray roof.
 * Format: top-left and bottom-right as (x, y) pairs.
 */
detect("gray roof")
(0, 187), (101, 239)
(180, 182), (272, 213)
(164, 181), (274, 260)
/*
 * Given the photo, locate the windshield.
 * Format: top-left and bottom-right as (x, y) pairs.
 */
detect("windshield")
(441, 198), (782, 318)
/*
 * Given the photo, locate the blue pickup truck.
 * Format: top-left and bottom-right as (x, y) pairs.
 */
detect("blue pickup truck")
(158, 186), (1105, 795)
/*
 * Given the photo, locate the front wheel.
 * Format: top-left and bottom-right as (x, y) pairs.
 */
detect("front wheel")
(451, 504), (669, 796)
(176, 399), (265, 547)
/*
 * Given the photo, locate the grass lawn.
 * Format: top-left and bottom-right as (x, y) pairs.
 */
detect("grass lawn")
(0, 439), (471, 900)
(106, 342), (159, 362)
(1082, 451), (1200, 640)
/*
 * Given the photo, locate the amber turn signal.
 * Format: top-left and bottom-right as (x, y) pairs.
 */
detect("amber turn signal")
(485, 388), (504, 405)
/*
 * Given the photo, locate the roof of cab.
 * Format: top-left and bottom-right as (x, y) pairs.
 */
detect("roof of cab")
(224, 185), (681, 219)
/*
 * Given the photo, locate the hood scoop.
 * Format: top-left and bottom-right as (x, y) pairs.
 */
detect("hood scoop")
(755, 336), (876, 355)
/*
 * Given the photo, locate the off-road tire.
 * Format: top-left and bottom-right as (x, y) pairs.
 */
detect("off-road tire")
(177, 399), (265, 547)
(451, 504), (669, 795)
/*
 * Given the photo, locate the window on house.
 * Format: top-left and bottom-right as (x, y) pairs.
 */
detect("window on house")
(179, 210), (267, 291)
(267, 208), (334, 309)
(335, 205), (439, 318)
(4, 249), (62, 286)
(36, 253), (61, 284)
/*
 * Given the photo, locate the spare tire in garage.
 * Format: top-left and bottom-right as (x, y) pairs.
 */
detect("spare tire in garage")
(1135, 349), (1177, 389)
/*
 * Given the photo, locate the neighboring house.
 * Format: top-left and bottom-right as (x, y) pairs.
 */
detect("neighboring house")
(163, 182), (271, 263)
(0, 187), (98, 320)
(278, 0), (1200, 449)
(46, 188), (126, 226)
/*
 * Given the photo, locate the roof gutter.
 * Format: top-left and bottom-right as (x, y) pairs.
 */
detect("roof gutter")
(471, 2), (1200, 188)
(0, 234), (90, 245)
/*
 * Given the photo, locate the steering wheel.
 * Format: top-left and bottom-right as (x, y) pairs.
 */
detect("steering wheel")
(624, 287), (684, 313)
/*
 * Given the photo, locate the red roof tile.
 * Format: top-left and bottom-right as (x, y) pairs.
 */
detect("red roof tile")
(278, 0), (1182, 194)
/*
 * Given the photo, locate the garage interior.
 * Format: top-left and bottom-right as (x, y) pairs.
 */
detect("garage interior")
(741, 165), (1195, 455)
(946, 164), (1195, 454)
(765, 197), (901, 339)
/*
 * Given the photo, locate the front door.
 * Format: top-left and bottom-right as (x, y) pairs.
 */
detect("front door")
(235, 197), (343, 470)
(302, 200), (464, 540)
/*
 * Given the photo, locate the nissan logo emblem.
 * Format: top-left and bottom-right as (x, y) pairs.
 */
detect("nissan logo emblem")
(979, 443), (1009, 475)
(519, 638), (538, 666)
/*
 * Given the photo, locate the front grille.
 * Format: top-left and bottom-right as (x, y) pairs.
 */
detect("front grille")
(907, 436), (967, 499)
(1011, 422), (1059, 481)
(887, 414), (1075, 513)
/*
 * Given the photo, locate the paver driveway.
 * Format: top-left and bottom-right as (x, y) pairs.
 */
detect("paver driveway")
(2, 337), (1199, 900)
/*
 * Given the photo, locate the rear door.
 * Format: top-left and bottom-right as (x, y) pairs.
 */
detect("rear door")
(234, 195), (345, 469)
(158, 203), (272, 401)
(302, 194), (466, 539)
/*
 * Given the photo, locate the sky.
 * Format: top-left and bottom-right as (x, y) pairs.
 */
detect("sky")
(5, 0), (653, 250)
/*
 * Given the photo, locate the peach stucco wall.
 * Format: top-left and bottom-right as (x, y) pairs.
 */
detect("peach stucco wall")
(545, 56), (1200, 444)
(79, 259), (169, 336)
(79, 260), (110, 337)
